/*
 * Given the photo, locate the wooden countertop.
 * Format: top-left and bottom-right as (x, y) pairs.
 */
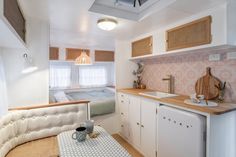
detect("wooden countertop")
(118, 88), (236, 115)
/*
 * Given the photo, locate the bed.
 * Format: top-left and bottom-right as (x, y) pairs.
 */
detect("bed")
(50, 88), (115, 117)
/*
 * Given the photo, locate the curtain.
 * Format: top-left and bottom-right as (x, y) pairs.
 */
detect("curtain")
(0, 55), (8, 116)
(49, 62), (113, 89)
(79, 65), (108, 88)
(49, 63), (71, 88)
(71, 64), (80, 88)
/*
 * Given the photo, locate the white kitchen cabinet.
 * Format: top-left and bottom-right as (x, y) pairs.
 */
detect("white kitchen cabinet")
(120, 93), (157, 157)
(118, 91), (236, 157)
(129, 95), (141, 149)
(129, 4), (236, 62)
(140, 98), (157, 157)
(118, 93), (129, 140)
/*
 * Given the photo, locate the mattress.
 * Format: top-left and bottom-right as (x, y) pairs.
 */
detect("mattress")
(66, 89), (115, 117)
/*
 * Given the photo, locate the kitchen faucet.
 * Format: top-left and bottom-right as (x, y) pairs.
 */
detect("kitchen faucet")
(162, 75), (174, 94)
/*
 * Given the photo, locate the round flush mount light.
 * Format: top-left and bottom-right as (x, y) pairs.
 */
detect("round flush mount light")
(97, 18), (118, 31)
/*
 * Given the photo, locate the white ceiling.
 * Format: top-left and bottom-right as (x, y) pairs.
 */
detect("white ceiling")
(19, 0), (226, 50)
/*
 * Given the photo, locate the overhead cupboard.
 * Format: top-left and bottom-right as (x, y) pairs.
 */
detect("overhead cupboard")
(130, 4), (236, 60)
(65, 48), (90, 61)
(0, 0), (26, 48)
(49, 47), (115, 62)
(132, 36), (153, 57)
(166, 16), (212, 51)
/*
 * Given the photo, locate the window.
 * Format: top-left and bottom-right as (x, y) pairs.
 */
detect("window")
(49, 62), (114, 89)
(79, 66), (108, 87)
(50, 64), (71, 88)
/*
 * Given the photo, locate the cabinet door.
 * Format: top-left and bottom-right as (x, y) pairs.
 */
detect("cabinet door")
(118, 93), (129, 139)
(129, 95), (141, 149)
(132, 36), (153, 57)
(49, 47), (59, 60)
(4, 0), (26, 42)
(141, 99), (157, 157)
(166, 16), (212, 51)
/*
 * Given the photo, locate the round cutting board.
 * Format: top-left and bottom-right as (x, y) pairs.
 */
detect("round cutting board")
(195, 67), (221, 100)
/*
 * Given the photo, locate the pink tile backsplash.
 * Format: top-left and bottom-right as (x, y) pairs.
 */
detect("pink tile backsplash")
(142, 49), (236, 102)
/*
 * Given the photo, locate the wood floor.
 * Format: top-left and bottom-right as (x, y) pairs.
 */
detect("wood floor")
(112, 134), (143, 157)
(6, 134), (143, 157)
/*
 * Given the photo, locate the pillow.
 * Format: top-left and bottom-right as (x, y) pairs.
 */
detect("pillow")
(66, 95), (74, 101)
(54, 91), (69, 102)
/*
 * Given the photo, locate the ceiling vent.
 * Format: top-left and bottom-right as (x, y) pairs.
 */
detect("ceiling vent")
(89, 0), (176, 21)
(115, 0), (148, 7)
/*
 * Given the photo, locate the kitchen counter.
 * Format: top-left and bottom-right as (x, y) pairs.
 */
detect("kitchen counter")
(117, 88), (236, 115)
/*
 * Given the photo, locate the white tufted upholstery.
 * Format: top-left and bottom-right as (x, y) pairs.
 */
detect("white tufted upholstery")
(0, 103), (87, 157)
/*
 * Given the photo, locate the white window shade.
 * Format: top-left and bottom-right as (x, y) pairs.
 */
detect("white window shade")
(50, 64), (71, 88)
(79, 65), (108, 87)
(49, 62), (114, 89)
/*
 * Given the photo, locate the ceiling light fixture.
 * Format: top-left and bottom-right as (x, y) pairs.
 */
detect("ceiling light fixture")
(97, 18), (118, 31)
(22, 53), (38, 74)
(75, 50), (92, 65)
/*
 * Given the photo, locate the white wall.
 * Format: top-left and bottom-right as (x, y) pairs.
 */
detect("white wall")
(227, 0), (236, 45)
(115, 40), (137, 89)
(2, 17), (49, 107)
(0, 51), (8, 116)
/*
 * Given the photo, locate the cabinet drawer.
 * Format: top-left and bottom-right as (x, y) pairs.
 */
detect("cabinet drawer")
(118, 93), (127, 104)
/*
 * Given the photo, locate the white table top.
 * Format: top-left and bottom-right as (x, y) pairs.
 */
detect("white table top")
(57, 126), (131, 157)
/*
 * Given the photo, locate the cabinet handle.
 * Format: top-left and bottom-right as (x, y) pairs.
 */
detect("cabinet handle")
(141, 125), (144, 128)
(137, 122), (140, 125)
(121, 100), (124, 103)
(121, 125), (124, 127)
(121, 95), (124, 97)
(121, 112), (124, 115)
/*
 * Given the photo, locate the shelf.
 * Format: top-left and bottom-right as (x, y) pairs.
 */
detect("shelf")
(129, 44), (236, 62)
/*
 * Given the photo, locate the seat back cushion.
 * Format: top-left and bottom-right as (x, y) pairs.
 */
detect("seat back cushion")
(0, 103), (87, 157)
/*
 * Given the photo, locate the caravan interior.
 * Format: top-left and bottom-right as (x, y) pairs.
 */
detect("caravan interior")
(0, 0), (236, 157)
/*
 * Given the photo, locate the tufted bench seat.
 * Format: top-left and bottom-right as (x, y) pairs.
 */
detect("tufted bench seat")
(0, 101), (89, 157)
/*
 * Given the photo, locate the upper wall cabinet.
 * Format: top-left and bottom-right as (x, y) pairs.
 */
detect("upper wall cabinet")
(0, 0), (26, 48)
(95, 50), (114, 62)
(4, 0), (25, 42)
(130, 4), (236, 61)
(166, 16), (212, 51)
(49, 47), (59, 60)
(132, 36), (153, 57)
(66, 48), (90, 60)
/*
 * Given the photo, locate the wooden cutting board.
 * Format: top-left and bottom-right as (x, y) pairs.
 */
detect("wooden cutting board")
(195, 67), (221, 100)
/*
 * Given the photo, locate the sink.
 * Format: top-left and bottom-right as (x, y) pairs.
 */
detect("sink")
(184, 99), (218, 107)
(139, 91), (178, 99)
